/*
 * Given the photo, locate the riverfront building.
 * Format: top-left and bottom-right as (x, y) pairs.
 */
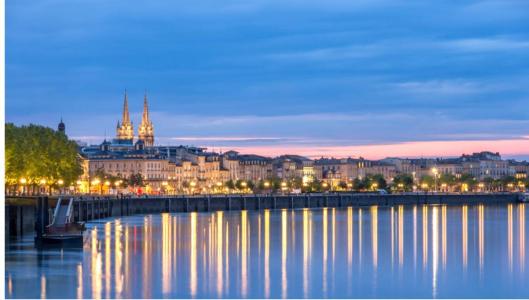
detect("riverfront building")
(76, 94), (529, 195)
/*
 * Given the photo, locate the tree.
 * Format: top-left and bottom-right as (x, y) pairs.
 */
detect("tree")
(128, 173), (144, 187)
(368, 174), (387, 190)
(352, 178), (365, 191)
(392, 174), (414, 191)
(500, 175), (516, 187)
(225, 179), (235, 190)
(289, 177), (303, 189)
(338, 181), (348, 190)
(5, 123), (83, 195)
(458, 173), (477, 192)
(308, 179), (322, 192)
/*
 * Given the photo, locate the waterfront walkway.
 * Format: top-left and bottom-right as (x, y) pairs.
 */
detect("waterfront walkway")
(5, 192), (522, 239)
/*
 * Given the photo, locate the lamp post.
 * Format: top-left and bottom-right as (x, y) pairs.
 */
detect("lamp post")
(39, 179), (47, 195)
(92, 178), (101, 194)
(19, 178), (27, 195)
(57, 179), (64, 195)
(432, 167), (439, 192)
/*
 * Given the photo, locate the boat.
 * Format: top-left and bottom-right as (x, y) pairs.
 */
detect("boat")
(35, 197), (86, 248)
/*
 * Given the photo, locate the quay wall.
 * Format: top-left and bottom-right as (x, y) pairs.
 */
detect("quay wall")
(5, 193), (522, 240)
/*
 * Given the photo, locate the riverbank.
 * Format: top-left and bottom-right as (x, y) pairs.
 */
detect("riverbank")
(5, 192), (522, 240)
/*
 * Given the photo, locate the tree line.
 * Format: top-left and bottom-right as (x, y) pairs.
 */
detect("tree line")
(5, 123), (83, 195)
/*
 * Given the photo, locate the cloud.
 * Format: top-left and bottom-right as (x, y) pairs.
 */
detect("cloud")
(393, 80), (484, 95)
(227, 138), (529, 159)
(442, 37), (529, 52)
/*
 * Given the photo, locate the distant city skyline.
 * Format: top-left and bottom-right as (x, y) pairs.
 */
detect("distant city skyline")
(6, 0), (529, 159)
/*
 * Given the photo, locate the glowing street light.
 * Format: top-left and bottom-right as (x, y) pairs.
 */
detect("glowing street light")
(57, 179), (64, 186)
(264, 181), (270, 188)
(92, 178), (100, 185)
(19, 178), (27, 185)
(431, 167), (439, 191)
(39, 179), (47, 185)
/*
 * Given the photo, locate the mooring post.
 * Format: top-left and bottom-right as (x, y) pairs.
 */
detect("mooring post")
(273, 196), (277, 209)
(257, 196), (261, 210)
(91, 198), (95, 220)
(44, 196), (49, 227)
(185, 197), (189, 213)
(35, 196), (43, 238)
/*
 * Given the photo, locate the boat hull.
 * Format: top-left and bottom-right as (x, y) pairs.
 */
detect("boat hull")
(35, 234), (84, 249)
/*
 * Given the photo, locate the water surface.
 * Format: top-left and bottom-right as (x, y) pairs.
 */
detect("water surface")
(5, 203), (529, 298)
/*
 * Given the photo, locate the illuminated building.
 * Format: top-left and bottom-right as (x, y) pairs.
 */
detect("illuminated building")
(138, 93), (154, 147)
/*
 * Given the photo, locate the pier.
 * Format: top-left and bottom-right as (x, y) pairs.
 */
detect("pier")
(5, 192), (522, 240)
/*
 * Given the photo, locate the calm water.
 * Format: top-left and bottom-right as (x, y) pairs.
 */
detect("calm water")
(5, 203), (529, 298)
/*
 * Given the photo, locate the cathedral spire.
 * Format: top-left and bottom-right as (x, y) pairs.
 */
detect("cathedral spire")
(116, 90), (134, 142)
(142, 91), (150, 123)
(138, 91), (154, 147)
(122, 90), (131, 125)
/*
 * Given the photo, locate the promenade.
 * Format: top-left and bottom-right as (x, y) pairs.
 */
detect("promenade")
(5, 192), (522, 240)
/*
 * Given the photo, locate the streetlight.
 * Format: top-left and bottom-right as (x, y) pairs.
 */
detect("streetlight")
(40, 179), (47, 195)
(91, 178), (101, 194)
(431, 167), (439, 192)
(19, 178), (27, 195)
(264, 181), (270, 188)
(57, 179), (64, 195)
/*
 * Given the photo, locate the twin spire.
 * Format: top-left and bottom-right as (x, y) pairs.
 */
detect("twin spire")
(116, 90), (154, 146)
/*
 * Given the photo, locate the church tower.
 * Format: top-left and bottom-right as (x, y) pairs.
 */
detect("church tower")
(57, 118), (65, 134)
(116, 91), (134, 143)
(138, 92), (154, 146)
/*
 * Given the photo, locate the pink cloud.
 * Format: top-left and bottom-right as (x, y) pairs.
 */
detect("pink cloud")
(226, 138), (529, 159)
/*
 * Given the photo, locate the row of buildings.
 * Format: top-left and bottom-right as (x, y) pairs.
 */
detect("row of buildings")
(71, 94), (529, 194)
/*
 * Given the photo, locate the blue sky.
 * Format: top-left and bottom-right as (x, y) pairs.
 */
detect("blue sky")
(6, 0), (529, 158)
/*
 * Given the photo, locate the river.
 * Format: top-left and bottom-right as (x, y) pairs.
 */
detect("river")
(5, 203), (529, 298)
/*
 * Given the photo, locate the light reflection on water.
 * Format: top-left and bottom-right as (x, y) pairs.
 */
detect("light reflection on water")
(5, 203), (529, 298)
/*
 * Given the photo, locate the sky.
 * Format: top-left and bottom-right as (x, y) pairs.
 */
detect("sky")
(6, 0), (529, 159)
